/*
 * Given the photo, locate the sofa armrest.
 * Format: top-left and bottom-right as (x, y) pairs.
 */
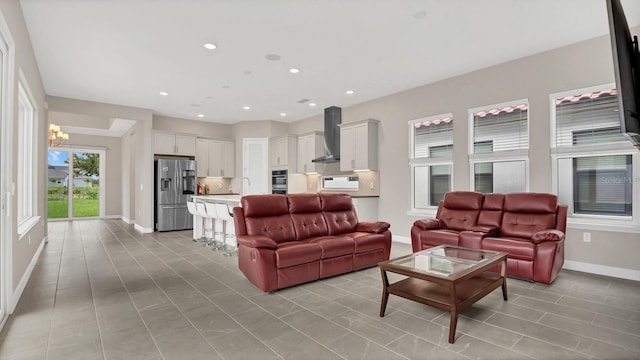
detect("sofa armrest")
(356, 221), (391, 234)
(531, 229), (565, 244)
(237, 235), (278, 249)
(412, 218), (442, 230)
(467, 225), (499, 236)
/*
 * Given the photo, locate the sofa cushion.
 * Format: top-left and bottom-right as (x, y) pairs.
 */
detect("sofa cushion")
(500, 212), (557, 240)
(244, 215), (296, 244)
(306, 236), (355, 258)
(503, 193), (557, 213)
(321, 194), (358, 235)
(288, 194), (322, 213)
(442, 191), (483, 210)
(276, 242), (322, 268)
(347, 232), (387, 253)
(439, 209), (480, 232)
(242, 194), (289, 217)
(437, 191), (483, 231)
(422, 229), (460, 247)
(477, 193), (504, 228)
(482, 237), (535, 261)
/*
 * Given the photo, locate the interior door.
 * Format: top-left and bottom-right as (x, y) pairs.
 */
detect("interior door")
(242, 138), (268, 195)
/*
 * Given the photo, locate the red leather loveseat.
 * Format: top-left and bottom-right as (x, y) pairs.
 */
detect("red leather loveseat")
(411, 192), (567, 284)
(233, 193), (392, 292)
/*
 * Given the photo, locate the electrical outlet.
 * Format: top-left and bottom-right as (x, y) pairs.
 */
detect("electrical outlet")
(583, 232), (591, 242)
(218, 183), (222, 189)
(369, 182), (374, 190)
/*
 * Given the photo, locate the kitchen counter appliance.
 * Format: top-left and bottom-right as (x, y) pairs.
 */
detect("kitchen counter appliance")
(272, 169), (287, 195)
(155, 158), (196, 231)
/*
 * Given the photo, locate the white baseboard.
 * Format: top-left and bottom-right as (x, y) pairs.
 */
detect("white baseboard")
(103, 215), (122, 220)
(10, 237), (45, 313)
(563, 260), (640, 281)
(121, 216), (134, 224)
(393, 235), (411, 245)
(134, 224), (153, 233)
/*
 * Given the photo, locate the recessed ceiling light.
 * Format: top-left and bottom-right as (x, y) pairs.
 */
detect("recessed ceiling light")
(191, 103), (201, 107)
(346, 90), (355, 95)
(204, 43), (217, 50)
(280, 112), (287, 117)
(309, 103), (316, 107)
(159, 91), (169, 96)
(289, 68), (300, 74)
(197, 114), (204, 118)
(222, 85), (230, 89)
(244, 70), (252, 75)
(265, 54), (281, 61)
(243, 106), (251, 110)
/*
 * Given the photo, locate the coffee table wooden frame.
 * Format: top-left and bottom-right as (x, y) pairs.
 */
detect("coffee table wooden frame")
(378, 245), (508, 343)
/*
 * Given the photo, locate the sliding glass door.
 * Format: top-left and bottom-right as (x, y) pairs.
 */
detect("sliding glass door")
(48, 148), (104, 219)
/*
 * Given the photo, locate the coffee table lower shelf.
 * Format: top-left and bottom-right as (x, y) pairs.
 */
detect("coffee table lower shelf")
(379, 271), (507, 343)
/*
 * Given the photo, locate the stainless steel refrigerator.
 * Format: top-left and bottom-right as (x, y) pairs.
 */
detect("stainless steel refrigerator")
(154, 159), (196, 231)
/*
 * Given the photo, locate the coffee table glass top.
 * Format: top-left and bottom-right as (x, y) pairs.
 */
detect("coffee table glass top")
(387, 246), (501, 277)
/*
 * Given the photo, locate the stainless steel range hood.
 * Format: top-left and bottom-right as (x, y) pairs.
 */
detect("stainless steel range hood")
(312, 106), (341, 163)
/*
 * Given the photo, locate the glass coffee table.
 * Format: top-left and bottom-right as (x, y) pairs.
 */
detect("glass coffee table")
(378, 245), (508, 343)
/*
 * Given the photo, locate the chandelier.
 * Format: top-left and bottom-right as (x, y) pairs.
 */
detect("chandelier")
(48, 123), (69, 147)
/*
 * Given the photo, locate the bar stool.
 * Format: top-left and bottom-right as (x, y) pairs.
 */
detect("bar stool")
(186, 201), (202, 241)
(204, 202), (224, 250)
(215, 203), (237, 256)
(195, 202), (214, 246)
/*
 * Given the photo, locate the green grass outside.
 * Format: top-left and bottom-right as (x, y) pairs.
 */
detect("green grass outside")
(48, 198), (99, 218)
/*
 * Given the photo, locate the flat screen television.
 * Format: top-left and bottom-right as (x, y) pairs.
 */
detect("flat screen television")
(607, 0), (640, 149)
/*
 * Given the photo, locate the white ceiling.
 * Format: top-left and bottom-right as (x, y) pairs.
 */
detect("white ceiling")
(20, 0), (640, 125)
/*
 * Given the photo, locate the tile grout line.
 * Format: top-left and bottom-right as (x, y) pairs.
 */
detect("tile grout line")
(105, 220), (268, 360)
(84, 220), (168, 360)
(43, 221), (66, 360)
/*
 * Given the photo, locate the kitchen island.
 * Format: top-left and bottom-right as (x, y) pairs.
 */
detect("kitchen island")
(190, 194), (242, 244)
(191, 194), (242, 207)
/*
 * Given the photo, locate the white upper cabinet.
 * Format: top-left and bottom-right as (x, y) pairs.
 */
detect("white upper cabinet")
(297, 132), (324, 174)
(154, 132), (196, 156)
(196, 138), (235, 178)
(270, 134), (297, 171)
(339, 119), (379, 171)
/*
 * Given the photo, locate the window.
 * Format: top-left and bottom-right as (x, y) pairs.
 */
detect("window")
(17, 77), (38, 234)
(409, 114), (453, 211)
(469, 100), (529, 193)
(552, 86), (638, 228)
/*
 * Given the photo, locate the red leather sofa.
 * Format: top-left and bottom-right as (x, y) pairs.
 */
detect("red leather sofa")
(411, 192), (567, 284)
(233, 193), (392, 292)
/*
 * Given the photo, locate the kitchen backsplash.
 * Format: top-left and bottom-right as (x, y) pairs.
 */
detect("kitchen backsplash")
(306, 170), (380, 197)
(198, 177), (232, 194)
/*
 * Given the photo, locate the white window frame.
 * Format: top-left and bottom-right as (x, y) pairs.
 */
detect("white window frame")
(408, 113), (454, 215)
(468, 99), (530, 193)
(550, 84), (640, 233)
(16, 72), (39, 237)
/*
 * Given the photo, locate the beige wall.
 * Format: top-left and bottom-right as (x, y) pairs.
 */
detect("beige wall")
(0, 0), (48, 298)
(289, 30), (640, 274)
(153, 115), (232, 138)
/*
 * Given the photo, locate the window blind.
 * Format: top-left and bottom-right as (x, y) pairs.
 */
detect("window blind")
(573, 155), (632, 215)
(555, 91), (625, 147)
(414, 118), (453, 158)
(473, 105), (528, 153)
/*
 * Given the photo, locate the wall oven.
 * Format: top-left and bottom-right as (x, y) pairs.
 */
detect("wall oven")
(272, 170), (287, 195)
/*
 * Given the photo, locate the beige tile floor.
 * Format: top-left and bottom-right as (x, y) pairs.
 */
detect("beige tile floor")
(0, 219), (639, 359)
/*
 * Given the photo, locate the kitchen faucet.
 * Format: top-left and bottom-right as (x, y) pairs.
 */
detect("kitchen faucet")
(241, 177), (251, 195)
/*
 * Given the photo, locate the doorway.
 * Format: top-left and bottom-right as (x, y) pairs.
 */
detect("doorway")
(242, 138), (268, 195)
(47, 148), (105, 219)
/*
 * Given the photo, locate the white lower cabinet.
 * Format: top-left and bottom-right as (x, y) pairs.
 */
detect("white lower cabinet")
(352, 197), (378, 221)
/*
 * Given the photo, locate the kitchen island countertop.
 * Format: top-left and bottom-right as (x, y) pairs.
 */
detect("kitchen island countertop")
(191, 194), (242, 206)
